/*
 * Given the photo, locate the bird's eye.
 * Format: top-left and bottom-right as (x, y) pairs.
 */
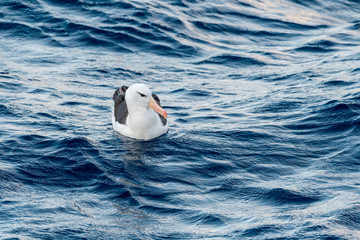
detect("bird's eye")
(137, 92), (146, 97)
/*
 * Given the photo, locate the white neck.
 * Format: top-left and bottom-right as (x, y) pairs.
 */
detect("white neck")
(127, 107), (158, 137)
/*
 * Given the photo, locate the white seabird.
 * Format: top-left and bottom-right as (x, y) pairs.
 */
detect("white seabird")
(112, 83), (168, 140)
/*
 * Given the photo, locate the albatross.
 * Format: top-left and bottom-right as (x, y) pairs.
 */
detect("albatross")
(112, 83), (168, 140)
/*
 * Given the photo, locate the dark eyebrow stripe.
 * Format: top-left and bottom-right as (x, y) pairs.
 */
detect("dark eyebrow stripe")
(137, 92), (146, 97)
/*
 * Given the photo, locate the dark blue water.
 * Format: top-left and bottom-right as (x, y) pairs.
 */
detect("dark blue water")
(1, 0), (360, 239)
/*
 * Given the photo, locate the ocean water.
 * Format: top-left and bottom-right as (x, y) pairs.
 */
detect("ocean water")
(0, 0), (360, 239)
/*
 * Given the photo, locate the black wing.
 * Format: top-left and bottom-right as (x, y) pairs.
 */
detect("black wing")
(113, 86), (128, 124)
(152, 93), (167, 126)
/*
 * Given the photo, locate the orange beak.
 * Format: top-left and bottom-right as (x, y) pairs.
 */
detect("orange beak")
(149, 97), (167, 118)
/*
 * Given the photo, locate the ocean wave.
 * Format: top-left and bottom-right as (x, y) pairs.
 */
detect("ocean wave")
(195, 53), (267, 67)
(286, 100), (360, 134)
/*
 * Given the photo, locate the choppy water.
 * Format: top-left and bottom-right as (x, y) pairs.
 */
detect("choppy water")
(1, 0), (360, 239)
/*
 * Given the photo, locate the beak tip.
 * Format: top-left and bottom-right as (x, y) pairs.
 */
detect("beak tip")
(149, 97), (168, 119)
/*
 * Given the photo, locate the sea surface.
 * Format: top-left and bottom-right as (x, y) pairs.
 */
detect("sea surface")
(0, 0), (360, 239)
